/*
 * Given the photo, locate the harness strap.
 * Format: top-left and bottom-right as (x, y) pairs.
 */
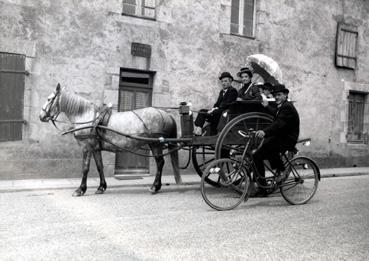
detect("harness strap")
(132, 110), (150, 134)
(92, 106), (112, 143)
(155, 108), (166, 133)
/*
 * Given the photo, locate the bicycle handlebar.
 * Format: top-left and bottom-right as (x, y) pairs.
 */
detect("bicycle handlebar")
(238, 130), (312, 146)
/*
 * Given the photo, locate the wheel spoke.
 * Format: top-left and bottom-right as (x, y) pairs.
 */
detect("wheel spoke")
(201, 158), (250, 211)
(280, 157), (319, 205)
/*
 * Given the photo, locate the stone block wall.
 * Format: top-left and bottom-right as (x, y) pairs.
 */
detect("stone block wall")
(0, 0), (369, 180)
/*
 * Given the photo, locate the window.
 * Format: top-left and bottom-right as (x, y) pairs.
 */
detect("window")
(347, 91), (367, 143)
(335, 23), (358, 69)
(0, 52), (26, 142)
(122, 0), (156, 19)
(230, 0), (255, 37)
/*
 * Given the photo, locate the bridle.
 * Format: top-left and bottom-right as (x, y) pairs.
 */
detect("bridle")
(41, 90), (62, 128)
(41, 89), (97, 130)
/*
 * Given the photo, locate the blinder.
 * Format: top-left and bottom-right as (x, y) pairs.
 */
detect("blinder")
(41, 90), (61, 122)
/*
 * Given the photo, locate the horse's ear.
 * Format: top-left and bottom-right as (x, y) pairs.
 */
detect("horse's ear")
(56, 83), (61, 93)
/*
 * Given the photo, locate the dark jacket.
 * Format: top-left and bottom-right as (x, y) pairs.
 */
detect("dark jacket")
(238, 82), (261, 100)
(263, 100), (300, 143)
(213, 87), (238, 110)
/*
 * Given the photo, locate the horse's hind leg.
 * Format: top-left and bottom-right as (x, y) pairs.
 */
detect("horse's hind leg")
(149, 144), (164, 193)
(93, 150), (107, 194)
(73, 148), (92, 197)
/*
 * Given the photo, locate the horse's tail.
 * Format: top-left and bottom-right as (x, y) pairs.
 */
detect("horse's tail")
(168, 115), (182, 184)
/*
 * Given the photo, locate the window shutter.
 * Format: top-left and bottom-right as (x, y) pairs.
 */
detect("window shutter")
(347, 92), (366, 142)
(0, 53), (25, 141)
(123, 0), (137, 15)
(119, 91), (134, 111)
(243, 0), (254, 36)
(336, 23), (358, 69)
(135, 91), (150, 109)
(231, 0), (240, 34)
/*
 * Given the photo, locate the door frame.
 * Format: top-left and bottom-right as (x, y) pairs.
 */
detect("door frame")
(114, 67), (156, 176)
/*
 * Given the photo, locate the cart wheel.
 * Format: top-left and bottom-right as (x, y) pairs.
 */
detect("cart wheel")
(280, 156), (319, 205)
(201, 158), (251, 211)
(215, 112), (273, 159)
(192, 145), (217, 186)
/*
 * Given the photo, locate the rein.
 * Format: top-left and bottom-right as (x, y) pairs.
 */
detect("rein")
(44, 91), (99, 131)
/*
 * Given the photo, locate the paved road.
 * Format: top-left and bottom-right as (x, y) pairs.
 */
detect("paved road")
(1, 175), (368, 261)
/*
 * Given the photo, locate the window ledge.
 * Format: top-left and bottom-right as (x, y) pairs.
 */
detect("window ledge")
(227, 33), (256, 40)
(107, 11), (158, 27)
(347, 142), (367, 146)
(121, 13), (156, 21)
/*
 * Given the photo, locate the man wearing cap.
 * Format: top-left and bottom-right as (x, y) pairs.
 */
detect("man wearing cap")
(252, 84), (300, 196)
(194, 72), (238, 135)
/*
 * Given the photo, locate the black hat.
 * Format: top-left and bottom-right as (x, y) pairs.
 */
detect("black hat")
(261, 82), (273, 90)
(219, 72), (234, 81)
(236, 67), (253, 78)
(271, 84), (289, 94)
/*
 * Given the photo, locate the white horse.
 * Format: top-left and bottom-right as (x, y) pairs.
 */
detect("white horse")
(39, 84), (182, 196)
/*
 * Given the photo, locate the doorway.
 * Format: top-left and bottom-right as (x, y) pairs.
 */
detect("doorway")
(114, 68), (155, 175)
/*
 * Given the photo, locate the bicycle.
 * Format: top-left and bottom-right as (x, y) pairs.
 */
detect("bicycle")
(200, 130), (320, 211)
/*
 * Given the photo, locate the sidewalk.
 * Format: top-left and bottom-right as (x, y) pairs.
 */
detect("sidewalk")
(0, 167), (368, 193)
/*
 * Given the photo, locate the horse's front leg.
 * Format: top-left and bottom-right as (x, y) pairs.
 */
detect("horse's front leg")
(149, 144), (164, 194)
(93, 150), (107, 194)
(73, 148), (92, 197)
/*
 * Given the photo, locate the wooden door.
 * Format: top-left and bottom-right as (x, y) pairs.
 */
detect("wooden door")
(114, 69), (154, 174)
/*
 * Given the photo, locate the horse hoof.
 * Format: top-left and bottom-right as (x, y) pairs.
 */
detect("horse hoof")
(72, 190), (85, 197)
(149, 186), (159, 194)
(95, 189), (105, 194)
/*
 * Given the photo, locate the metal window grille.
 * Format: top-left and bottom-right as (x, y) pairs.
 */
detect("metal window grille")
(335, 23), (358, 69)
(122, 0), (156, 19)
(230, 0), (255, 37)
(347, 91), (366, 143)
(0, 52), (26, 142)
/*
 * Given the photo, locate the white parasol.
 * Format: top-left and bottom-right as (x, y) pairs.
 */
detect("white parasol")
(245, 54), (283, 85)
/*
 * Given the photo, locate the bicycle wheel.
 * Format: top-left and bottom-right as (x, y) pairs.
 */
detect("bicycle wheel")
(201, 158), (250, 211)
(280, 156), (319, 205)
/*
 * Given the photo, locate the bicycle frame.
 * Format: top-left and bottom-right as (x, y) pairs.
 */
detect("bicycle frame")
(236, 131), (306, 192)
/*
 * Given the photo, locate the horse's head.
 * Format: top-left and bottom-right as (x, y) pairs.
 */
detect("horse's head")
(39, 83), (62, 122)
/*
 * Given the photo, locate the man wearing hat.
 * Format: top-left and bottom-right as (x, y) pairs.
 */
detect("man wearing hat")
(194, 72), (238, 135)
(252, 84), (300, 196)
(237, 67), (261, 101)
(219, 67), (262, 121)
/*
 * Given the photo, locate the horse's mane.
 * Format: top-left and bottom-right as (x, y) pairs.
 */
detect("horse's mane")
(59, 90), (93, 116)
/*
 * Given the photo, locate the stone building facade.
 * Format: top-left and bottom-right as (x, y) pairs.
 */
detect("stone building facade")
(0, 0), (368, 179)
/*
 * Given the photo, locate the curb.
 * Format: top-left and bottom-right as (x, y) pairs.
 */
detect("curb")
(0, 169), (368, 193)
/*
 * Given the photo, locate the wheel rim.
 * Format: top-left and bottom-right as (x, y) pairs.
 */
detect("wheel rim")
(201, 158), (250, 211)
(280, 157), (319, 205)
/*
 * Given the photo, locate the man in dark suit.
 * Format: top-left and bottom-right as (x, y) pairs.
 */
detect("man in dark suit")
(252, 84), (300, 195)
(194, 72), (238, 135)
